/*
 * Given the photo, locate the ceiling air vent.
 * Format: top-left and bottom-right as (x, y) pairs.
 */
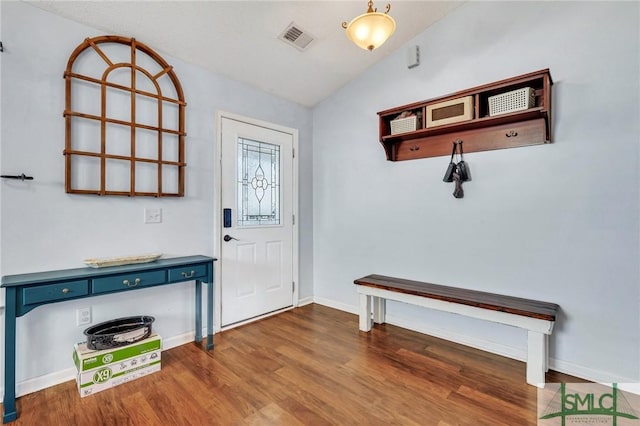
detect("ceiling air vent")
(279, 23), (315, 51)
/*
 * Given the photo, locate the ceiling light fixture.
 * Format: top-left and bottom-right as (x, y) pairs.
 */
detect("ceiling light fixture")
(341, 1), (396, 51)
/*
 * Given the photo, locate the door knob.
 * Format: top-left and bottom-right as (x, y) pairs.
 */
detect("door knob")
(223, 234), (238, 242)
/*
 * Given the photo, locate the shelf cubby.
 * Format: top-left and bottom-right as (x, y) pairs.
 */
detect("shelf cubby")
(377, 69), (553, 161)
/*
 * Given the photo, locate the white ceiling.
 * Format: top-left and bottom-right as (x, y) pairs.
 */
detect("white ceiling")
(29, 1), (463, 107)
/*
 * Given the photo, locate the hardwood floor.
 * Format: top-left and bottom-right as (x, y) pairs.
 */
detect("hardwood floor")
(4, 304), (580, 425)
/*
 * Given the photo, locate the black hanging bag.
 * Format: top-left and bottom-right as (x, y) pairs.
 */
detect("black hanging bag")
(456, 141), (471, 182)
(452, 171), (464, 198)
(443, 142), (458, 182)
(443, 140), (471, 199)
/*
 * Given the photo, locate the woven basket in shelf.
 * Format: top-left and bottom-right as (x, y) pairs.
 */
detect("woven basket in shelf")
(488, 87), (535, 116)
(390, 116), (417, 135)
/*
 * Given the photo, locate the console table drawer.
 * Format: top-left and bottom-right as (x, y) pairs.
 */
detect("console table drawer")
(22, 280), (89, 305)
(92, 270), (166, 294)
(168, 264), (207, 282)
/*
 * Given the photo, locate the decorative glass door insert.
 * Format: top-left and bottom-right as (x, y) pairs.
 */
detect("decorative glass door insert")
(237, 138), (280, 226)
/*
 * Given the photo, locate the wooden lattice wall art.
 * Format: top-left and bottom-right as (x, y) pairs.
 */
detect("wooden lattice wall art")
(63, 35), (186, 196)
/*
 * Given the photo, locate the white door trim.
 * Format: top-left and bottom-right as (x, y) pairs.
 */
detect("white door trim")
(214, 111), (299, 332)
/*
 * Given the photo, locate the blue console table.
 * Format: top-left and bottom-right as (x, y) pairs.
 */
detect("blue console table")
(1, 255), (216, 423)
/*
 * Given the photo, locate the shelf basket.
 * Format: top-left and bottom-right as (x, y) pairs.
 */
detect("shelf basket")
(390, 116), (418, 135)
(488, 87), (536, 116)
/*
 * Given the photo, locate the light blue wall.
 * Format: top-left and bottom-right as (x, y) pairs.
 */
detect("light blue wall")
(1, 0), (638, 398)
(313, 1), (639, 383)
(0, 1), (313, 393)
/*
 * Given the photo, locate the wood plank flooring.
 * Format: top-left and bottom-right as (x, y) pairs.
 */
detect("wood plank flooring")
(3, 303), (581, 425)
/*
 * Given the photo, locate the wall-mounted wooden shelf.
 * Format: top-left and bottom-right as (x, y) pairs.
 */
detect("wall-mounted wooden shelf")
(377, 69), (553, 161)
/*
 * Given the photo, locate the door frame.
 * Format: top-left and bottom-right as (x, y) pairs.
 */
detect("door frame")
(214, 111), (299, 332)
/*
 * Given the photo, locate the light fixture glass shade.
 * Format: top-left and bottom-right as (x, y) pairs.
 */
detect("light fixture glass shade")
(343, 7), (396, 51)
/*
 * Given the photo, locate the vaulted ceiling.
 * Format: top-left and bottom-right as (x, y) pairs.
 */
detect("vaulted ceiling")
(30, 1), (462, 107)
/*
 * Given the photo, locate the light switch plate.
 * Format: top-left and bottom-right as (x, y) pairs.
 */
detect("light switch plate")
(144, 208), (162, 224)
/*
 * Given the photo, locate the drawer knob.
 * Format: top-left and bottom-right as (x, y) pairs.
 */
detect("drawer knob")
(61, 288), (70, 294)
(181, 270), (196, 278)
(505, 130), (518, 137)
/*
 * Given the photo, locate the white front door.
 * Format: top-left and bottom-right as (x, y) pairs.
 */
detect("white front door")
(219, 116), (295, 327)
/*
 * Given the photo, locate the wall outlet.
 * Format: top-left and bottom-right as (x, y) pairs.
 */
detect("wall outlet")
(77, 307), (92, 327)
(144, 208), (162, 224)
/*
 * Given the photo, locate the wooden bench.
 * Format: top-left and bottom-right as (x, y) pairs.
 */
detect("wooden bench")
(354, 274), (559, 387)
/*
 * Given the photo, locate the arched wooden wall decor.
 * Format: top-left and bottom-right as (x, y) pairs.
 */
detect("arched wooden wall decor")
(63, 35), (186, 196)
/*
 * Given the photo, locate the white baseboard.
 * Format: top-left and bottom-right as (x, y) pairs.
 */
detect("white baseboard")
(386, 313), (527, 362)
(297, 296), (314, 307)
(163, 330), (198, 351)
(312, 298), (639, 386)
(13, 367), (77, 399)
(312, 298), (529, 362)
(2, 331), (198, 399)
(618, 383), (640, 395)
(549, 357), (639, 386)
(313, 296), (358, 315)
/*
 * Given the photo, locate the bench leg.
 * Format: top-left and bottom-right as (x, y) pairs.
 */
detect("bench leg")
(544, 334), (549, 372)
(373, 297), (386, 324)
(527, 331), (547, 388)
(359, 294), (373, 332)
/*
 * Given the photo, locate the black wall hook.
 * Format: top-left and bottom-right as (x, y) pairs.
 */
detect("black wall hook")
(1, 173), (34, 181)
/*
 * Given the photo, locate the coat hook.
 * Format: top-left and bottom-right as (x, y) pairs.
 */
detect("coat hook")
(0, 42), (4, 52)
(1, 173), (34, 181)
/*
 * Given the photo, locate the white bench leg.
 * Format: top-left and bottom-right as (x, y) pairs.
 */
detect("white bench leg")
(373, 296), (386, 324)
(359, 293), (373, 331)
(544, 334), (549, 372)
(527, 331), (547, 387)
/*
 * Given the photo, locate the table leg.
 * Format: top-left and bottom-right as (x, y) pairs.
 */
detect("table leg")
(3, 287), (18, 423)
(206, 280), (214, 350)
(194, 280), (202, 343)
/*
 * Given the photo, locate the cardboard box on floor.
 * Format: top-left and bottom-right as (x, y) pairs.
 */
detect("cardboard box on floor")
(73, 334), (162, 398)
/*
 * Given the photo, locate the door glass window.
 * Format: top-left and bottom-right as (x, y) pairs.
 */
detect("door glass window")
(237, 138), (280, 226)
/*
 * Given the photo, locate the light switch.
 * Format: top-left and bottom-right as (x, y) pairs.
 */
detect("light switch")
(144, 208), (162, 224)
